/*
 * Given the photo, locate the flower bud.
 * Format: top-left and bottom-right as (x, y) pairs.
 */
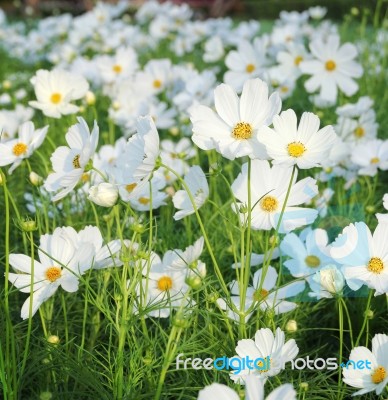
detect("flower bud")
(39, 391), (53, 400)
(350, 7), (359, 16)
(300, 382), (309, 391)
(207, 292), (219, 303)
(364, 309), (374, 319)
(286, 320), (298, 333)
(47, 335), (60, 345)
(0, 173), (4, 186)
(88, 183), (118, 207)
(186, 275), (202, 290)
(313, 265), (345, 295)
(85, 90), (96, 105)
(173, 314), (190, 328)
(29, 171), (43, 186)
(169, 126), (179, 136)
(2, 80), (11, 89)
(239, 204), (248, 214)
(20, 219), (37, 232)
(132, 223), (146, 234)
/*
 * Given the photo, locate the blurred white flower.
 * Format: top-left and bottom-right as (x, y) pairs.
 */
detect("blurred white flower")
(0, 121), (48, 174)
(172, 165), (208, 220)
(29, 69), (89, 118)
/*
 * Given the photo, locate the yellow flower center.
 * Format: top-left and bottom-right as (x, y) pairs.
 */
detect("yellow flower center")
(45, 266), (62, 282)
(325, 60), (336, 71)
(126, 183), (137, 193)
(246, 63), (255, 73)
(354, 126), (365, 138)
(12, 142), (28, 156)
(370, 157), (380, 164)
(371, 366), (386, 384)
(294, 56), (303, 66)
(139, 197), (150, 205)
(157, 276), (173, 291)
(232, 122), (253, 140)
(280, 86), (289, 93)
(112, 64), (122, 74)
(287, 142), (306, 158)
(305, 255), (321, 268)
(253, 289), (269, 301)
(50, 93), (62, 104)
(260, 196), (278, 212)
(367, 257), (384, 274)
(73, 154), (81, 169)
(153, 79), (162, 88)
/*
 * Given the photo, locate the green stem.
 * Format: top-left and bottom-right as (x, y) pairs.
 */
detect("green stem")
(258, 166), (296, 304)
(1, 171), (18, 399)
(355, 289), (373, 347)
(338, 298), (344, 391)
(160, 162), (229, 297)
(340, 297), (354, 347)
(19, 231), (35, 384)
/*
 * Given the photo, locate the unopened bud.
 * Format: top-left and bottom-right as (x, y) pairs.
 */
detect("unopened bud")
(173, 314), (189, 328)
(239, 204), (248, 214)
(29, 171), (43, 186)
(350, 7), (359, 16)
(186, 275), (202, 290)
(85, 90), (96, 105)
(21, 219), (37, 232)
(169, 126), (179, 136)
(132, 223), (146, 234)
(47, 335), (60, 345)
(300, 382), (309, 391)
(286, 319), (298, 333)
(365, 205), (375, 213)
(364, 309), (374, 319)
(207, 292), (219, 303)
(39, 391), (53, 400)
(2, 80), (11, 89)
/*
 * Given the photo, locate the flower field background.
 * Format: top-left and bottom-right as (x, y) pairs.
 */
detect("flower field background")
(0, 1), (388, 399)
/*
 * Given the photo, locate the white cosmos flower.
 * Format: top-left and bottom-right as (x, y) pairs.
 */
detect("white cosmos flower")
(330, 221), (388, 295)
(190, 78), (281, 160)
(198, 376), (296, 400)
(98, 46), (138, 84)
(224, 38), (269, 92)
(0, 121), (48, 173)
(44, 117), (99, 201)
(280, 228), (334, 278)
(230, 327), (299, 384)
(351, 139), (388, 176)
(172, 165), (209, 220)
(29, 69), (89, 118)
(343, 333), (388, 396)
(165, 236), (206, 278)
(221, 266), (305, 321)
(7, 227), (95, 319)
(115, 116), (160, 199)
(231, 160), (318, 233)
(300, 34), (363, 102)
(259, 109), (337, 169)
